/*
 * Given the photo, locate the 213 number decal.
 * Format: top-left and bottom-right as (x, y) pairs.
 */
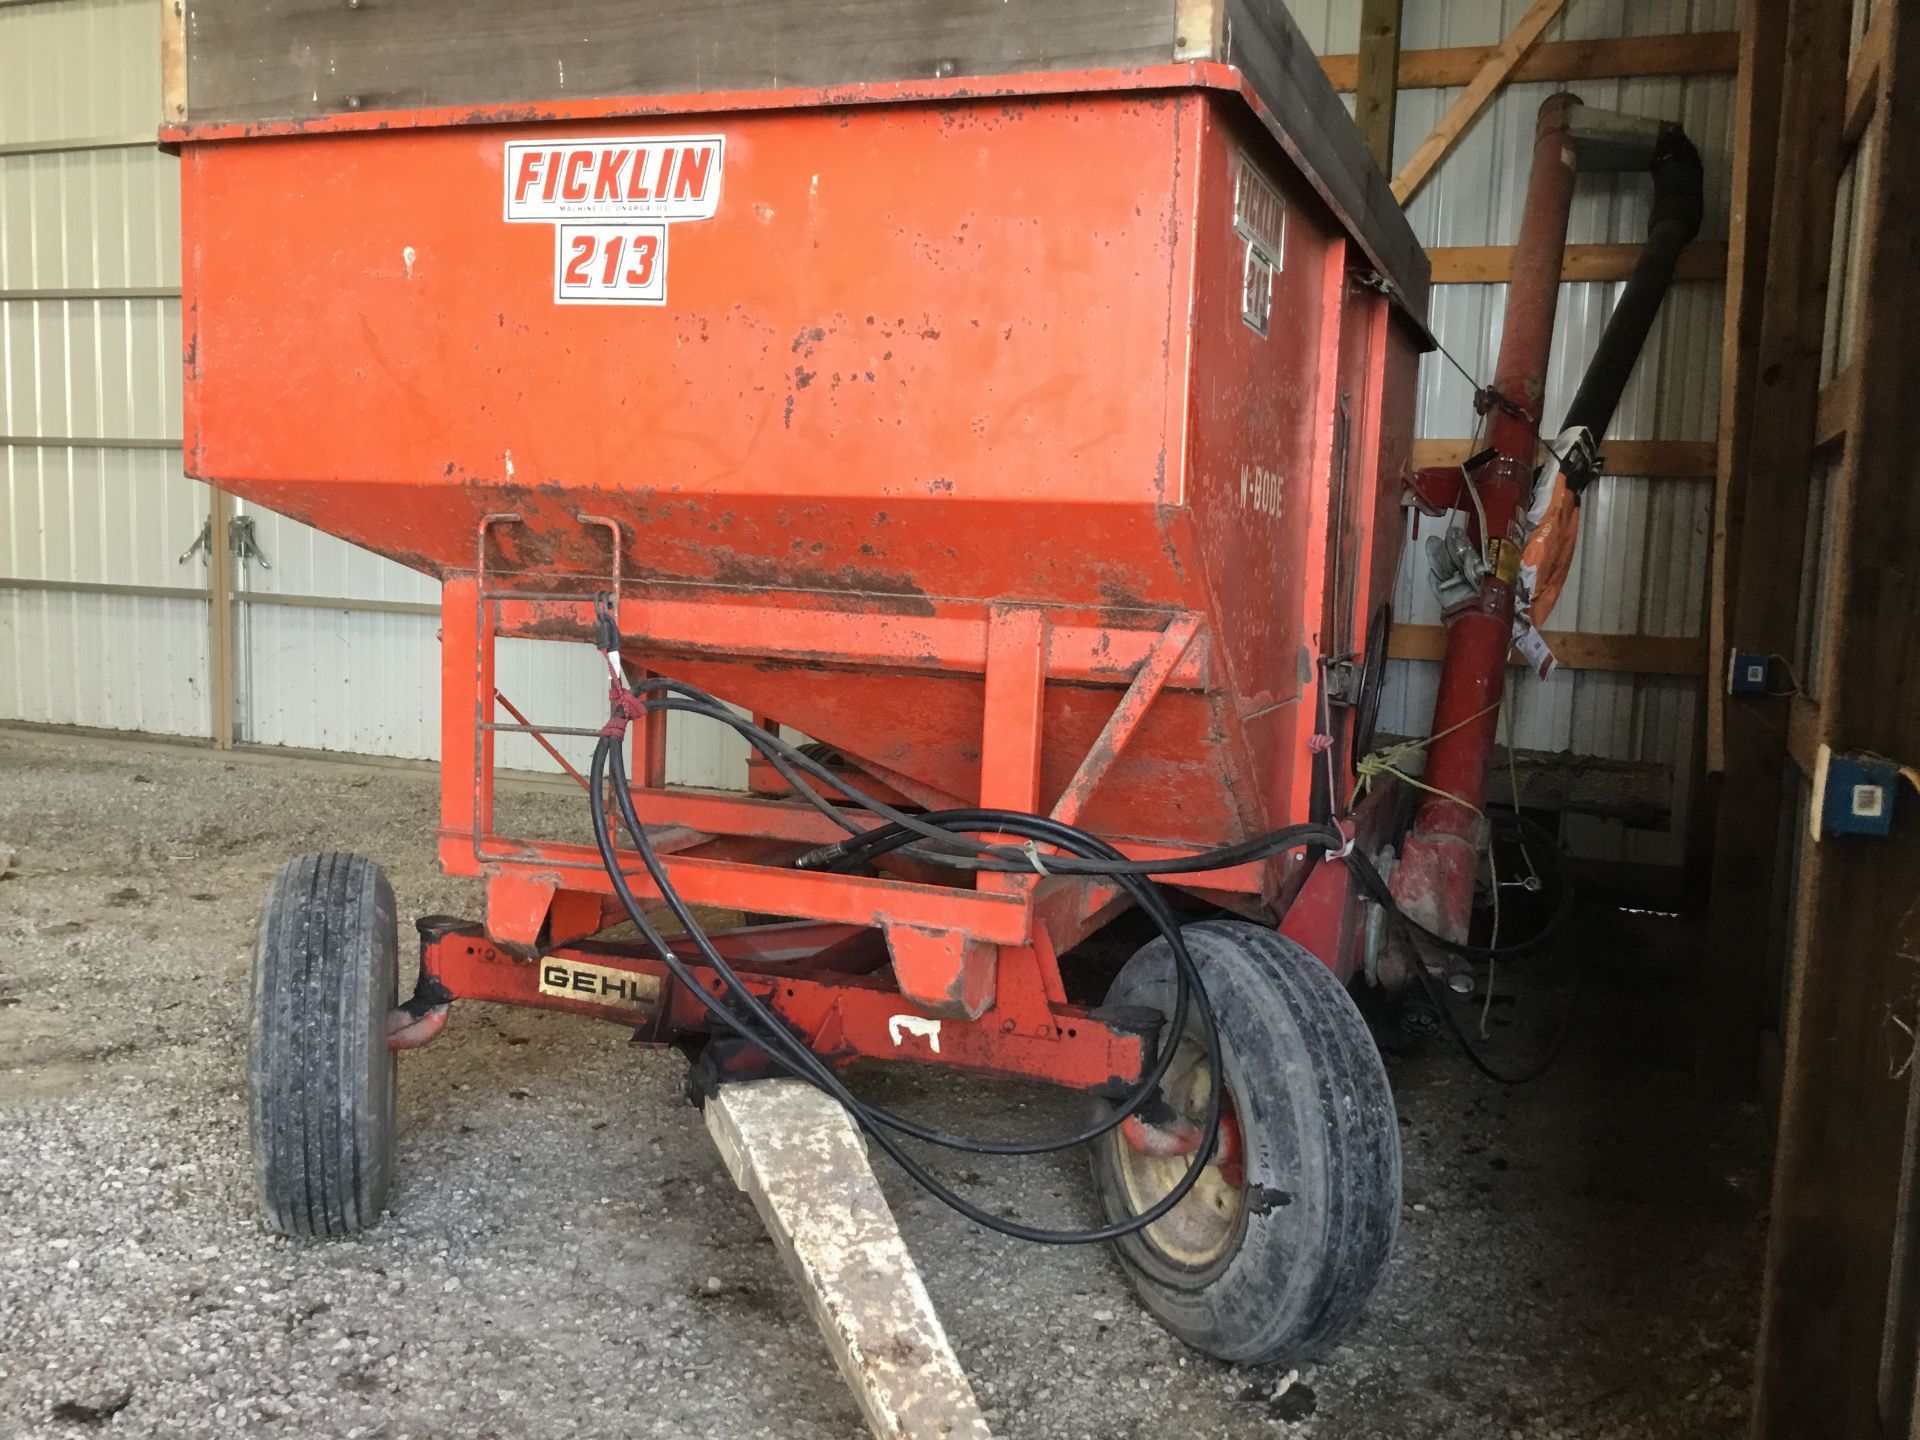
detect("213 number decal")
(554, 222), (668, 305)
(562, 231), (658, 288)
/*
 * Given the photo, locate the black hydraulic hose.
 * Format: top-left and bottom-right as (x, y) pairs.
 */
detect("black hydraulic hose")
(1339, 811), (1579, 1082)
(602, 741), (1223, 1240)
(589, 663), (1577, 1177)
(588, 729), (1233, 1244)
(593, 734), (1194, 1152)
(629, 673), (1567, 965)
(818, 800), (1571, 967)
(1562, 124), (1705, 494)
(1345, 843), (1582, 1085)
(630, 678), (1345, 876)
(794, 813), (1343, 878)
(1342, 809), (1575, 963)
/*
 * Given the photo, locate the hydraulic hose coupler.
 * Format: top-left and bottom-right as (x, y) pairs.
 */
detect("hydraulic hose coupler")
(791, 837), (868, 871)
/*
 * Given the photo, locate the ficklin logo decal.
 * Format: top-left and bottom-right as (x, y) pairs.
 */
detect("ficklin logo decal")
(504, 136), (724, 305)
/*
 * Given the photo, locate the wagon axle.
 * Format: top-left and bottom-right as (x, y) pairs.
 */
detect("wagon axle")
(385, 916), (1161, 1095)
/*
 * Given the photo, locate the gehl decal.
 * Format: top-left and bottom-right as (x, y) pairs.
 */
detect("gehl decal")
(537, 957), (663, 1010)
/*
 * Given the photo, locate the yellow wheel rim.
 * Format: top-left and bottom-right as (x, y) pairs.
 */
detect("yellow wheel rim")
(1110, 1044), (1243, 1269)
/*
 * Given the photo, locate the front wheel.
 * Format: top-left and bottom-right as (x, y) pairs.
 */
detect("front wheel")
(1090, 920), (1401, 1366)
(248, 852), (399, 1237)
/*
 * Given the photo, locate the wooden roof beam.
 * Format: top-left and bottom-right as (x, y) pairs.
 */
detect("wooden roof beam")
(1389, 0), (1568, 204)
(1321, 31), (1739, 92)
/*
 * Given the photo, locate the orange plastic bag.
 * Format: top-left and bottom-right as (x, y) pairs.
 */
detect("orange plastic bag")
(1519, 473), (1580, 632)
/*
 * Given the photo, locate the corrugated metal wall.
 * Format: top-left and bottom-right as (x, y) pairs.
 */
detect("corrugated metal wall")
(0, 0), (207, 737)
(229, 508), (748, 784)
(229, 509), (750, 782)
(0, 0), (745, 783)
(2, 0), (1735, 862)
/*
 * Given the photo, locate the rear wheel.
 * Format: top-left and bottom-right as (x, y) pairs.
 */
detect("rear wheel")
(248, 852), (399, 1237)
(1090, 920), (1400, 1365)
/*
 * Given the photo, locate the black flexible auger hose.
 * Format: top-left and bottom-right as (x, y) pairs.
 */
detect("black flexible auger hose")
(629, 679), (1346, 876)
(1563, 124), (1705, 495)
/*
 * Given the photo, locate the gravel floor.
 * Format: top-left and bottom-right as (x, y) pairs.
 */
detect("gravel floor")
(0, 727), (1765, 1439)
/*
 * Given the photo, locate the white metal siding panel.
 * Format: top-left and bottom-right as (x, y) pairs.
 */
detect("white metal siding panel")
(232, 564), (746, 787)
(0, 0), (162, 142)
(234, 507), (437, 606)
(1277, 0), (1360, 57)
(1, 300), (181, 444)
(0, 0), (205, 737)
(2, 443), (199, 586)
(0, 585), (209, 734)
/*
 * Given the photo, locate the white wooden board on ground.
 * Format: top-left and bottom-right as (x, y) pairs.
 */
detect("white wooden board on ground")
(704, 1080), (994, 1440)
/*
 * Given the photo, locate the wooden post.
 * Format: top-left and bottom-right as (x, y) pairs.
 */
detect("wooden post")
(1707, 0), (1792, 776)
(207, 488), (236, 749)
(159, 0), (187, 124)
(1691, 0), (1791, 897)
(1319, 32), (1741, 94)
(1881, 1037), (1920, 1438)
(1752, 4), (1920, 1429)
(1696, 0), (1851, 1098)
(1354, 0), (1403, 174)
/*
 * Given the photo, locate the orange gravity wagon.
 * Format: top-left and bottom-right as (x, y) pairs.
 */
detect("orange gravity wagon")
(168, 0), (1432, 1365)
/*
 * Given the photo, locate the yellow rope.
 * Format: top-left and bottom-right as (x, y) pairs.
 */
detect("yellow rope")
(1351, 698), (1503, 812)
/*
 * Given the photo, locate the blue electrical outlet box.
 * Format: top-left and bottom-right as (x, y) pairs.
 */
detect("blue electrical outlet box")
(1728, 650), (1773, 695)
(1809, 745), (1901, 840)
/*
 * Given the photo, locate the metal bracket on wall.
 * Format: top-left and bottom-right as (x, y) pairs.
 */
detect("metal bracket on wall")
(230, 515), (271, 570)
(177, 518), (211, 566)
(182, 514), (272, 571)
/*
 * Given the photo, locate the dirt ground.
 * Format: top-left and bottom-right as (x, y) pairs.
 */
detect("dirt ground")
(0, 727), (1766, 1439)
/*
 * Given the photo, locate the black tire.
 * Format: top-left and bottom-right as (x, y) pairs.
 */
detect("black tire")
(1091, 920), (1400, 1366)
(249, 852), (399, 1237)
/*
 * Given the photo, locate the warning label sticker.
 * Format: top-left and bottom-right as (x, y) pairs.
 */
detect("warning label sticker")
(504, 136), (724, 306)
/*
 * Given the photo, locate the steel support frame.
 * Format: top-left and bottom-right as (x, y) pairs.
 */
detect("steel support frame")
(417, 920), (1154, 1094)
